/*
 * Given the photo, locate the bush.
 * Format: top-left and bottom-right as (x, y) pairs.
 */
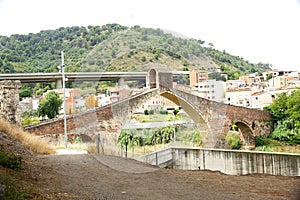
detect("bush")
(144, 109), (149, 115)
(254, 136), (283, 151)
(255, 136), (270, 146)
(0, 151), (22, 171)
(226, 131), (242, 149)
(271, 125), (300, 145)
(159, 109), (168, 115)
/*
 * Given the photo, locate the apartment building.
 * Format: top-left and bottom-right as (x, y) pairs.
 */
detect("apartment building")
(193, 79), (226, 103)
(190, 70), (208, 87)
(251, 91), (274, 110)
(226, 88), (252, 107)
(226, 79), (246, 90)
(268, 75), (288, 89)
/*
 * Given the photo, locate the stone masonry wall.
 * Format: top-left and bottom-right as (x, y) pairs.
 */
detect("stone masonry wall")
(0, 80), (21, 124)
(165, 88), (272, 148)
(25, 89), (159, 139)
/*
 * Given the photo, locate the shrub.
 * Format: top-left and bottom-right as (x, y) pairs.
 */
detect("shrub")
(254, 136), (283, 152)
(0, 151), (22, 171)
(226, 131), (242, 149)
(159, 109), (168, 115)
(255, 136), (270, 146)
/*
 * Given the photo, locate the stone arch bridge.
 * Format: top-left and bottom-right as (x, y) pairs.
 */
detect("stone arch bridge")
(24, 69), (272, 148)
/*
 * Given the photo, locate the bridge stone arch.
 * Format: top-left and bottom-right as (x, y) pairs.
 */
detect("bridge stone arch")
(25, 68), (272, 151)
(160, 89), (229, 148)
(234, 121), (256, 147)
(147, 68), (272, 148)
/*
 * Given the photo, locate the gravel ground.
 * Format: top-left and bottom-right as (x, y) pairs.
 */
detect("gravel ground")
(1, 131), (300, 200)
(29, 153), (300, 200)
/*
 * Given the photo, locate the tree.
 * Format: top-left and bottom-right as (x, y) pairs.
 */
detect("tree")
(286, 90), (300, 127)
(173, 109), (179, 117)
(118, 130), (131, 158)
(161, 125), (174, 144)
(266, 73), (273, 80)
(19, 88), (32, 100)
(264, 90), (300, 145)
(264, 92), (289, 123)
(37, 91), (63, 119)
(208, 72), (223, 81)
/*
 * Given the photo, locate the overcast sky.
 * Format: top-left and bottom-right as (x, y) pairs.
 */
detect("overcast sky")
(0, 0), (299, 71)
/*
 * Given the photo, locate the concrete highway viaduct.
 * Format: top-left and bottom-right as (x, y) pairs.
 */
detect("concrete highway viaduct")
(0, 71), (189, 88)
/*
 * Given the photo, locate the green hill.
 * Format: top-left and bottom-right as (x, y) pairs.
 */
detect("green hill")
(0, 23), (271, 77)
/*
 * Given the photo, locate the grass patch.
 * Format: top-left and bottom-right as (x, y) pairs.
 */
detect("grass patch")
(0, 173), (28, 200)
(176, 127), (202, 147)
(254, 136), (300, 154)
(131, 113), (191, 123)
(0, 118), (55, 155)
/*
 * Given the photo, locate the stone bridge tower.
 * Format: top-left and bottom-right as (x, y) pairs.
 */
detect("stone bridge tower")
(147, 68), (173, 90)
(0, 80), (21, 124)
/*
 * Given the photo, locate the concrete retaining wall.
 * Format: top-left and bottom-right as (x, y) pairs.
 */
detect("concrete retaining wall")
(137, 147), (300, 176)
(136, 148), (173, 168)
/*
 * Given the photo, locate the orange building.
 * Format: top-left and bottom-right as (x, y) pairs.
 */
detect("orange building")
(190, 70), (208, 87)
(44, 89), (80, 115)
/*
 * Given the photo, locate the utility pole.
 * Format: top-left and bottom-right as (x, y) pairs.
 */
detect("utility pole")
(58, 51), (67, 148)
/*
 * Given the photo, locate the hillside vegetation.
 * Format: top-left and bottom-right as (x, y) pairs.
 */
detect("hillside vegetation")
(0, 23), (271, 75)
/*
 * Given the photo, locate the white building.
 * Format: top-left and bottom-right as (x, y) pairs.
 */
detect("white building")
(268, 75), (288, 89)
(226, 88), (252, 107)
(251, 91), (273, 110)
(194, 80), (226, 103)
(226, 80), (246, 90)
(97, 94), (111, 106)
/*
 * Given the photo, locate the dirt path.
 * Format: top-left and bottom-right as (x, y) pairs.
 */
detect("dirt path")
(29, 153), (300, 200)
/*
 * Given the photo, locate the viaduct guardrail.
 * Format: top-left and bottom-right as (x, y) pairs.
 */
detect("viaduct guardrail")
(0, 71), (189, 83)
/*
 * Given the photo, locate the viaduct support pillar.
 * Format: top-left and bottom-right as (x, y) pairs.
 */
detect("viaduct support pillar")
(56, 78), (62, 89)
(118, 77), (125, 86)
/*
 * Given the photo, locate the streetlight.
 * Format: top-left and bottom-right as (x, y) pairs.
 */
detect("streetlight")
(58, 51), (68, 148)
